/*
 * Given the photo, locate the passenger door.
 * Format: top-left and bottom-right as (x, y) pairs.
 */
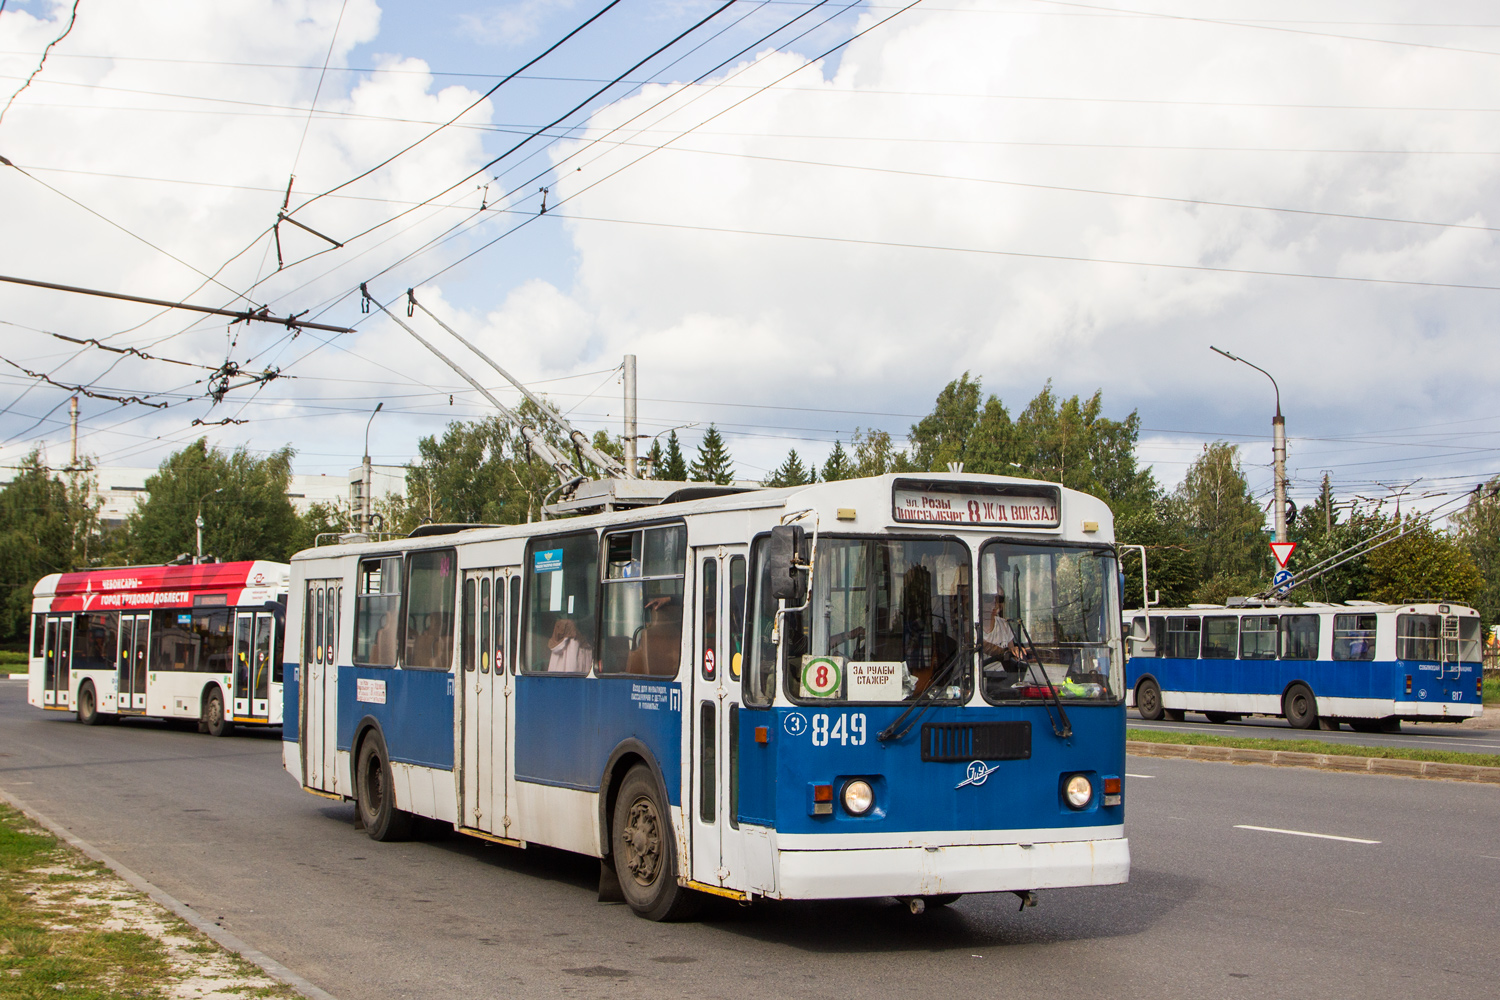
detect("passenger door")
(42, 616), (71, 707)
(117, 613), (149, 712)
(303, 581), (341, 791)
(460, 567), (514, 837)
(690, 546), (750, 890)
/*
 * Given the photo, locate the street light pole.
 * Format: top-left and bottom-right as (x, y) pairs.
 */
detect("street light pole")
(363, 402), (384, 532)
(196, 487), (223, 564)
(1211, 346), (1288, 544)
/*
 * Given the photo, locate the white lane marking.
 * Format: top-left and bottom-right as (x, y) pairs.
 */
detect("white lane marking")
(1125, 773), (1155, 778)
(1479, 855), (1500, 861)
(1235, 824), (1379, 844)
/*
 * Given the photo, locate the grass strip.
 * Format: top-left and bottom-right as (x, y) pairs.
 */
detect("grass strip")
(1126, 728), (1500, 769)
(0, 802), (296, 998)
(1484, 677), (1499, 705)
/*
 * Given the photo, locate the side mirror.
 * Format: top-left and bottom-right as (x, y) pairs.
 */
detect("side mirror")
(1129, 617), (1149, 642)
(767, 525), (808, 603)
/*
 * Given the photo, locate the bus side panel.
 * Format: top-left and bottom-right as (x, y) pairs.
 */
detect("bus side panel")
(514, 675), (681, 805)
(338, 665), (455, 769)
(282, 661), (300, 743)
(737, 707), (778, 826)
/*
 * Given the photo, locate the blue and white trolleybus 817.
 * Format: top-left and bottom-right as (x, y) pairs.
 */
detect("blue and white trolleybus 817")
(1125, 601), (1484, 732)
(285, 473), (1129, 919)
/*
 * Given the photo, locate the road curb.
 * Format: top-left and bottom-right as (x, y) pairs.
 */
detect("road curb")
(1127, 740), (1500, 784)
(0, 786), (339, 1000)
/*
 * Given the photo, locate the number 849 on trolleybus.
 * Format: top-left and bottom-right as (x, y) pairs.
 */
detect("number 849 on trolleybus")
(285, 474), (1130, 919)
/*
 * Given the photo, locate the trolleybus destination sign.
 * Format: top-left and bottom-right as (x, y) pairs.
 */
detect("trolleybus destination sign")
(891, 482), (1061, 528)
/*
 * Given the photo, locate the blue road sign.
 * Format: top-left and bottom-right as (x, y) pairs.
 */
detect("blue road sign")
(1273, 569), (1293, 591)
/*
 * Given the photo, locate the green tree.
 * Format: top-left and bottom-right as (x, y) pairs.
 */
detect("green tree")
(1453, 479), (1500, 626)
(850, 428), (909, 477)
(122, 440), (300, 564)
(820, 440), (855, 481)
(1283, 475), (1384, 604)
(1175, 442), (1267, 597)
(909, 373), (984, 471)
(0, 452), (102, 642)
(659, 431), (688, 481)
(763, 449), (813, 488)
(291, 500), (355, 553)
(1367, 515), (1485, 606)
(690, 425), (735, 484)
(642, 438), (666, 479)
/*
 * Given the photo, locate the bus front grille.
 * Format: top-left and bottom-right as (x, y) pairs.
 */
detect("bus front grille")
(920, 721), (1031, 762)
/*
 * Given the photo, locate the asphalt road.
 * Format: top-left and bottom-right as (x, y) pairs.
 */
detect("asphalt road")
(3, 678), (1498, 1000)
(1128, 709), (1500, 753)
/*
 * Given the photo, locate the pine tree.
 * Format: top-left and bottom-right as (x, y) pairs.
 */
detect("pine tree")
(660, 431), (688, 481)
(821, 440), (855, 481)
(690, 425), (735, 485)
(763, 449), (812, 488)
(642, 439), (665, 479)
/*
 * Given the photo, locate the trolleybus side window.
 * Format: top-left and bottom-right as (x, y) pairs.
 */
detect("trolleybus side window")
(524, 531), (598, 674)
(980, 541), (1119, 703)
(745, 538), (779, 708)
(355, 557), (402, 667)
(153, 609), (200, 671)
(463, 578), (477, 672)
(32, 614), (45, 658)
(1164, 616), (1199, 658)
(1459, 617), (1482, 662)
(1332, 614), (1376, 660)
(194, 609), (233, 674)
(74, 612), (117, 671)
(728, 554), (746, 680)
(599, 525), (686, 677)
(699, 557), (716, 680)
(1202, 617), (1238, 659)
(1396, 614), (1440, 662)
(1238, 616), (1277, 660)
(404, 549), (457, 670)
(1279, 614), (1319, 660)
(509, 576), (521, 672)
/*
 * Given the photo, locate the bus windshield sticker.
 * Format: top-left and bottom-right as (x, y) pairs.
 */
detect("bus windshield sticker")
(847, 661), (903, 701)
(801, 657), (842, 698)
(356, 678), (387, 704)
(534, 549), (563, 572)
(892, 486), (1060, 528)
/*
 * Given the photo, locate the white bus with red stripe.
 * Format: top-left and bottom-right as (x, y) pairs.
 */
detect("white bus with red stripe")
(29, 561), (290, 735)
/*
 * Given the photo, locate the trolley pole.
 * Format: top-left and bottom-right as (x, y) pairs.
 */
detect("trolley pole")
(363, 401), (383, 532)
(623, 354), (638, 478)
(1210, 346), (1288, 543)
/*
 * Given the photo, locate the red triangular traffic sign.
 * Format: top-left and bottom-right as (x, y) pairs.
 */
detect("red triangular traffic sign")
(1269, 541), (1296, 568)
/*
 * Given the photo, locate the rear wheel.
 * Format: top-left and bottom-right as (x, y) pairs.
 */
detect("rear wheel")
(1379, 717), (1402, 734)
(76, 682), (103, 726)
(612, 765), (700, 921)
(356, 731), (413, 842)
(926, 893), (962, 907)
(203, 690), (234, 737)
(1283, 683), (1318, 730)
(1135, 678), (1164, 721)
(1163, 709), (1186, 722)
(1203, 711), (1231, 724)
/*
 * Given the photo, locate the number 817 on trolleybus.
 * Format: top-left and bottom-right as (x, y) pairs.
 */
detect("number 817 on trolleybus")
(285, 474), (1129, 919)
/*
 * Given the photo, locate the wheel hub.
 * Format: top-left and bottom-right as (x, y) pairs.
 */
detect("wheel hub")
(622, 797), (661, 886)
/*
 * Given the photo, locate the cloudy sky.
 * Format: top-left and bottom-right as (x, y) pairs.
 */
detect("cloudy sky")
(1, 0), (1497, 521)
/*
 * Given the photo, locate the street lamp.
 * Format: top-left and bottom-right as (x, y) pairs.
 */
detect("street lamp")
(639, 421), (697, 479)
(1210, 346), (1288, 543)
(363, 402), (384, 532)
(196, 487), (223, 564)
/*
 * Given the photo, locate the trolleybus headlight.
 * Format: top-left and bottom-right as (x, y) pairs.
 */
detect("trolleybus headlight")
(842, 779), (875, 816)
(1064, 774), (1093, 809)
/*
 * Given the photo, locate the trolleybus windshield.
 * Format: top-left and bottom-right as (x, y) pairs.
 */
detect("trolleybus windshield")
(979, 541), (1121, 703)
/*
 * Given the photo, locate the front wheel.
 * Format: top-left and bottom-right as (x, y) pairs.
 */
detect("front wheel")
(76, 682), (104, 726)
(612, 765), (700, 921)
(1283, 683), (1318, 730)
(1135, 678), (1164, 721)
(1204, 711), (1233, 725)
(926, 893), (962, 907)
(356, 732), (413, 842)
(203, 690), (234, 737)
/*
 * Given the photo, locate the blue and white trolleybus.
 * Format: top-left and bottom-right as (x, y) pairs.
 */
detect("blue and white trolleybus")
(285, 473), (1130, 919)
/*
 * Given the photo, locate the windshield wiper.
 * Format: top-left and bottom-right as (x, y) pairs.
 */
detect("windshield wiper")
(877, 637), (971, 743)
(1015, 617), (1072, 739)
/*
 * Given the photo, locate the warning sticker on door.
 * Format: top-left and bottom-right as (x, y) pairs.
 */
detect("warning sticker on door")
(356, 678), (386, 704)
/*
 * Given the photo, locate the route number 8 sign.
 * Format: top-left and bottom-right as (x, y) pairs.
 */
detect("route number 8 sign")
(801, 657), (842, 698)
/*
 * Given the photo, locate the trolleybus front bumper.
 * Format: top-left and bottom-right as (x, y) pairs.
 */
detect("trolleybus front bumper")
(771, 828), (1129, 899)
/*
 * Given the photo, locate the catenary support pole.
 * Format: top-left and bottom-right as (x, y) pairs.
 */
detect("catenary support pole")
(623, 354), (638, 478)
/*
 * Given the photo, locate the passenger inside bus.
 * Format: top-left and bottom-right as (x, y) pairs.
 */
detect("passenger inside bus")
(981, 589), (1029, 690)
(546, 618), (590, 673)
(626, 595), (682, 676)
